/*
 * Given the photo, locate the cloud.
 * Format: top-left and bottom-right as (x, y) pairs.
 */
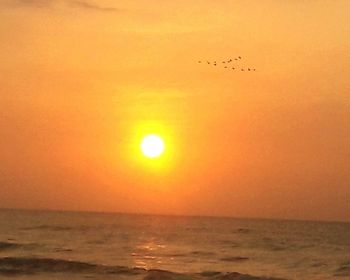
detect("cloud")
(4, 0), (119, 12)
(8, 0), (55, 8)
(70, 1), (119, 12)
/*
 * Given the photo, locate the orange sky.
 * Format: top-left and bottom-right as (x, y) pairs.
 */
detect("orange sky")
(1, 0), (350, 221)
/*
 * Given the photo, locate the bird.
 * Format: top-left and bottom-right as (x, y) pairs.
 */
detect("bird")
(196, 57), (256, 74)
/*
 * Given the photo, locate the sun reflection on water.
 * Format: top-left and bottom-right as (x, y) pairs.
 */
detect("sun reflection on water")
(131, 239), (167, 269)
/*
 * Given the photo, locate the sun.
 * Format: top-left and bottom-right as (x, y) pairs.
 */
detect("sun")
(140, 134), (165, 158)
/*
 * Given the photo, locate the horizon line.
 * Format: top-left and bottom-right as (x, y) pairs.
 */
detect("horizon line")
(1, 207), (349, 224)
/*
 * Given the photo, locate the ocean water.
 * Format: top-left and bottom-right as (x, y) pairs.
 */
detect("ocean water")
(0, 209), (349, 280)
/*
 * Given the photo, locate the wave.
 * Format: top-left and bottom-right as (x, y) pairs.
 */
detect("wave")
(335, 261), (350, 277)
(0, 257), (144, 276)
(190, 250), (216, 256)
(20, 225), (74, 231)
(20, 224), (96, 232)
(236, 228), (251, 234)
(0, 241), (38, 251)
(0, 242), (20, 251)
(0, 257), (286, 279)
(145, 269), (287, 280)
(220, 256), (249, 262)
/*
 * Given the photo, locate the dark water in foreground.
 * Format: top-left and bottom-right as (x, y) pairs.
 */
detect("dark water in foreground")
(0, 209), (349, 280)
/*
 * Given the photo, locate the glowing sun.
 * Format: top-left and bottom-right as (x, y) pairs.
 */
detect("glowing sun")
(141, 135), (165, 158)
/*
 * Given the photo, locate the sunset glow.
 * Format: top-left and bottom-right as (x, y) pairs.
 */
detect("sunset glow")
(0, 0), (349, 222)
(2, 2), (350, 279)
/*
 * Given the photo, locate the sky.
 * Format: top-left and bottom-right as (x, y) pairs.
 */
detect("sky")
(1, 0), (350, 222)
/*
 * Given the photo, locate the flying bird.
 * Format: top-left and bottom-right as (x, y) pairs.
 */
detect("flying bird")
(197, 57), (256, 74)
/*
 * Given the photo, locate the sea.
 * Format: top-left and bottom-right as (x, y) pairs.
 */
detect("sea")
(0, 209), (349, 280)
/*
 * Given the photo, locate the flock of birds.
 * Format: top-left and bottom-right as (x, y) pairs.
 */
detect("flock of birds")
(198, 56), (256, 72)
